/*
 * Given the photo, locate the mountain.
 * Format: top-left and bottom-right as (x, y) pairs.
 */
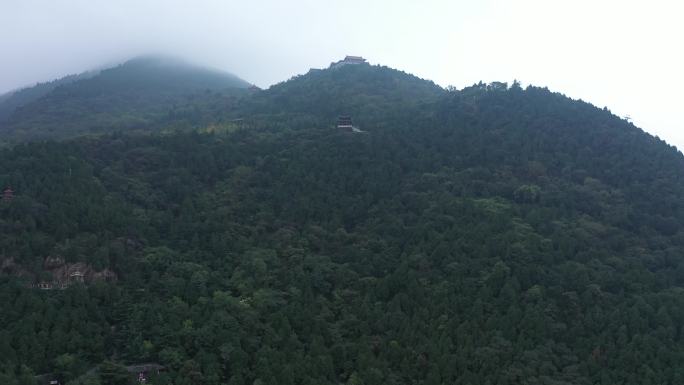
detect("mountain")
(0, 56), (250, 142)
(0, 70), (98, 122)
(1, 62), (684, 384)
(201, 63), (447, 138)
(244, 64), (444, 121)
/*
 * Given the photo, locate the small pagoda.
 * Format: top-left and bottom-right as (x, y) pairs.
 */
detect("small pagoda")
(337, 116), (353, 130)
(2, 187), (14, 202)
(70, 271), (85, 283)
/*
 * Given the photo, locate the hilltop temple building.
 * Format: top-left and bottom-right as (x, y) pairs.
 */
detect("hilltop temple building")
(330, 56), (367, 69)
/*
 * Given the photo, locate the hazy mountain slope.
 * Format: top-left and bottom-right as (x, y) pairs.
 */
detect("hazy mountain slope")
(1, 72), (684, 384)
(241, 63), (445, 127)
(0, 56), (250, 142)
(0, 71), (98, 122)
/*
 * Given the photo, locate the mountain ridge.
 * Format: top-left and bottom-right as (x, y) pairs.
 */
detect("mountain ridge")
(0, 55), (251, 142)
(0, 70), (99, 122)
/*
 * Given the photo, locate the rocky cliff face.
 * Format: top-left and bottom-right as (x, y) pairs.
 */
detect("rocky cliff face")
(42, 257), (117, 285)
(1, 255), (117, 289)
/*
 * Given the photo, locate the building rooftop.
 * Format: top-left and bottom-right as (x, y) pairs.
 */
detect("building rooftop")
(330, 56), (368, 69)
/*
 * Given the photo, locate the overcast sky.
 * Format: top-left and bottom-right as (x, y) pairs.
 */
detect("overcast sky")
(1, 0), (682, 149)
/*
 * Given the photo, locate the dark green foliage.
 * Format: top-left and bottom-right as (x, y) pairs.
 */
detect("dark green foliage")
(0, 70), (97, 122)
(244, 64), (444, 121)
(1, 65), (684, 384)
(98, 361), (130, 385)
(0, 56), (250, 142)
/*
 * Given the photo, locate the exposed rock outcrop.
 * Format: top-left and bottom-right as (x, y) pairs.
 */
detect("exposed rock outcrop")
(38, 257), (118, 288)
(0, 255), (119, 289)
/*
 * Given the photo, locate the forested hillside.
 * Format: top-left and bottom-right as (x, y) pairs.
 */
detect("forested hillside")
(0, 71), (98, 122)
(0, 56), (250, 142)
(1, 63), (684, 385)
(243, 64), (444, 122)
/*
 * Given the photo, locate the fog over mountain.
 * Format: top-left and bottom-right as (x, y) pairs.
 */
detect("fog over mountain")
(2, 0), (682, 150)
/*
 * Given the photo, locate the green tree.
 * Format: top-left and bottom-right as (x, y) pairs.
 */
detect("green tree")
(98, 361), (130, 385)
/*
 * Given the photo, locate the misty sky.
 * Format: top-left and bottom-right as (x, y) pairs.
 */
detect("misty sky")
(1, 0), (683, 149)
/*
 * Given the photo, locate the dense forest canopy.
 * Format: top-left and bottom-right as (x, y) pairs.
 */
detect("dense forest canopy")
(1, 60), (684, 385)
